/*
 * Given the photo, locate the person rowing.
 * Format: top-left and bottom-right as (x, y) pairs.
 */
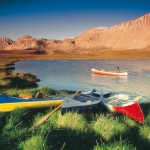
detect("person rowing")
(113, 67), (120, 73)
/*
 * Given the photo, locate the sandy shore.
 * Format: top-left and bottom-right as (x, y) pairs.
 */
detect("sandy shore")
(0, 49), (150, 60)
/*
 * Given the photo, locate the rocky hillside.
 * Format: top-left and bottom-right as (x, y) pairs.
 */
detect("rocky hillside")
(0, 37), (14, 50)
(75, 13), (150, 50)
(0, 13), (150, 53)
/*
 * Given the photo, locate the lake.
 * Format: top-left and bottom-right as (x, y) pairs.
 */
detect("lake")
(14, 60), (150, 96)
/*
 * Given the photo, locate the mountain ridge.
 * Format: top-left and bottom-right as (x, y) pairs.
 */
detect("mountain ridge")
(0, 13), (150, 53)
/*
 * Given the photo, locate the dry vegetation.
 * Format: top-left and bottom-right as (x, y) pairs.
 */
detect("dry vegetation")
(0, 49), (150, 60)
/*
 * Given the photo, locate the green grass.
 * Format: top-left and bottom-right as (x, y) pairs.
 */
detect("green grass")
(2, 127), (29, 143)
(32, 112), (53, 136)
(93, 140), (136, 150)
(57, 112), (87, 133)
(3, 86), (73, 97)
(4, 88), (39, 97)
(145, 113), (150, 126)
(4, 109), (28, 130)
(0, 106), (150, 150)
(92, 114), (127, 140)
(139, 125), (150, 142)
(121, 116), (137, 127)
(18, 135), (47, 150)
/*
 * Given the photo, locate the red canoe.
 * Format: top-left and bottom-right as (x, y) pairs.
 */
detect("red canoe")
(91, 68), (128, 76)
(103, 93), (144, 123)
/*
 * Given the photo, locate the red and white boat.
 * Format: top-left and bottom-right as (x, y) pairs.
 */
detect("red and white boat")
(91, 68), (128, 76)
(102, 92), (144, 123)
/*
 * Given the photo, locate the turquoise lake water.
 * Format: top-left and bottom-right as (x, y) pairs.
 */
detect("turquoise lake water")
(14, 60), (150, 96)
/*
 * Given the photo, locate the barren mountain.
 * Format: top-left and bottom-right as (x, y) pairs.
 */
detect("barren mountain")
(0, 13), (150, 53)
(5, 35), (47, 50)
(0, 37), (14, 49)
(3, 35), (75, 53)
(75, 13), (150, 50)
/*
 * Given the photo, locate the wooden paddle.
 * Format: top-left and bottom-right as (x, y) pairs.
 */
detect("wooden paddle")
(32, 88), (83, 129)
(70, 88), (83, 98)
(32, 104), (62, 129)
(134, 96), (142, 102)
(121, 96), (142, 104)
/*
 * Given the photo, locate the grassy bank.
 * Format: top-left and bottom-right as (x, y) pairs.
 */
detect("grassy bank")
(0, 87), (149, 150)
(0, 101), (150, 149)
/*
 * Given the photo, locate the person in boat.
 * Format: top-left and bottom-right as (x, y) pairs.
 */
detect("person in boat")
(113, 67), (120, 73)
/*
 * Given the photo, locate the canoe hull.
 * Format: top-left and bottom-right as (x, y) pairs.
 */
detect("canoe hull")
(0, 95), (63, 112)
(102, 92), (144, 123)
(91, 68), (128, 76)
(61, 92), (102, 114)
(61, 102), (101, 114)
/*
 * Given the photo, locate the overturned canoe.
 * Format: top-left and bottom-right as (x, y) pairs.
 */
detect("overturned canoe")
(61, 90), (102, 114)
(91, 68), (128, 76)
(0, 95), (63, 112)
(102, 92), (144, 123)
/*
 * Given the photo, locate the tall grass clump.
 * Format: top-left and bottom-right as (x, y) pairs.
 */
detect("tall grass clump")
(47, 110), (60, 128)
(93, 140), (136, 150)
(39, 86), (73, 96)
(122, 116), (137, 127)
(92, 114), (127, 140)
(1, 110), (30, 145)
(2, 127), (29, 143)
(32, 112), (53, 136)
(57, 112), (87, 133)
(0, 112), (6, 130)
(145, 113), (150, 126)
(18, 135), (47, 150)
(139, 125), (150, 142)
(31, 110), (63, 136)
(3, 87), (46, 97)
(4, 86), (72, 97)
(4, 109), (28, 130)
(38, 86), (56, 96)
(4, 88), (39, 97)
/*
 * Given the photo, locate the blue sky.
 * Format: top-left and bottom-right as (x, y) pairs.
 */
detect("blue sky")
(0, 0), (149, 40)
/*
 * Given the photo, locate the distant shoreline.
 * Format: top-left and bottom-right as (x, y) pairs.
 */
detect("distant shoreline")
(0, 49), (150, 60)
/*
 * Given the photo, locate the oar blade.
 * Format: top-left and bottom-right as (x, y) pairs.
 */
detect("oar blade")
(114, 102), (144, 123)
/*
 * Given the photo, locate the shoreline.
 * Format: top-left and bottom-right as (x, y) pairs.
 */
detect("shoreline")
(0, 49), (150, 92)
(0, 49), (150, 60)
